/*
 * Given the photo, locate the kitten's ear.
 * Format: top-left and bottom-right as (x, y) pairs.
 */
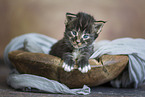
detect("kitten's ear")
(94, 20), (106, 34)
(65, 12), (77, 25)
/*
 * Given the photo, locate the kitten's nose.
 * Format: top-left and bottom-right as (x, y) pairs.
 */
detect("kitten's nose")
(76, 39), (82, 46)
(76, 39), (80, 44)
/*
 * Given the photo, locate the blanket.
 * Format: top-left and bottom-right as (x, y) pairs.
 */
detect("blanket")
(4, 33), (145, 95)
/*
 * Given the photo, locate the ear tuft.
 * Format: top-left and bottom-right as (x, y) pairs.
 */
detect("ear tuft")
(65, 12), (77, 25)
(94, 20), (106, 34)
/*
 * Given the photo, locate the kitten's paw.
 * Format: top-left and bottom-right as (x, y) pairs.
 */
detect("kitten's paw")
(78, 59), (91, 73)
(62, 62), (74, 72)
(78, 64), (91, 73)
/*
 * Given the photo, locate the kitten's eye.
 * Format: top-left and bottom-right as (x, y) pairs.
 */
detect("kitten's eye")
(71, 31), (77, 36)
(83, 35), (89, 39)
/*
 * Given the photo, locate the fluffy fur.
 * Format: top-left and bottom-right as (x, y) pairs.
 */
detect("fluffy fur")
(49, 12), (106, 73)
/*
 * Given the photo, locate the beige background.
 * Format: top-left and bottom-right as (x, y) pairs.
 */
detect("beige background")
(1, 0), (145, 58)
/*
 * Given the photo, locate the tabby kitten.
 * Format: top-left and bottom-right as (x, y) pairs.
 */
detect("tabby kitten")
(49, 12), (106, 73)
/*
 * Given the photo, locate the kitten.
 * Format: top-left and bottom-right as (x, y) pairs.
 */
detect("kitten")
(49, 12), (106, 73)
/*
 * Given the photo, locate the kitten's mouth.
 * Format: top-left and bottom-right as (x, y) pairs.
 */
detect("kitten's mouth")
(72, 43), (85, 49)
(73, 45), (79, 48)
(70, 41), (85, 48)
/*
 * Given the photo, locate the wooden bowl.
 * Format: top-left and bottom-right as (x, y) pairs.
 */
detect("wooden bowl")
(8, 50), (128, 88)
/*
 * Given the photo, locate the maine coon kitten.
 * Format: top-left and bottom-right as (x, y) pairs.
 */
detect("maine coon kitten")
(49, 12), (106, 73)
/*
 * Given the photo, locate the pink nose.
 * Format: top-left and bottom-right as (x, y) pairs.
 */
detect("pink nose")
(78, 43), (82, 46)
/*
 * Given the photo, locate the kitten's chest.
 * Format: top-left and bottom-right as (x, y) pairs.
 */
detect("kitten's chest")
(72, 49), (81, 60)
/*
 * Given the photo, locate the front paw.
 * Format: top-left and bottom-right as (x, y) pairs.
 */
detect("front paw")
(78, 59), (91, 73)
(62, 60), (75, 72)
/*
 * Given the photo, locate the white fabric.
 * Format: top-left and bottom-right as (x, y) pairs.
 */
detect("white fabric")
(4, 33), (145, 94)
(91, 38), (145, 88)
(7, 74), (90, 95)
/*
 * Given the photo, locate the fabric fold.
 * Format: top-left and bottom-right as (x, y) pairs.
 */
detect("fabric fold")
(7, 74), (90, 95)
(91, 38), (145, 88)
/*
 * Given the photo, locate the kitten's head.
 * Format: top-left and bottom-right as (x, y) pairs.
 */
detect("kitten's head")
(64, 12), (106, 49)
